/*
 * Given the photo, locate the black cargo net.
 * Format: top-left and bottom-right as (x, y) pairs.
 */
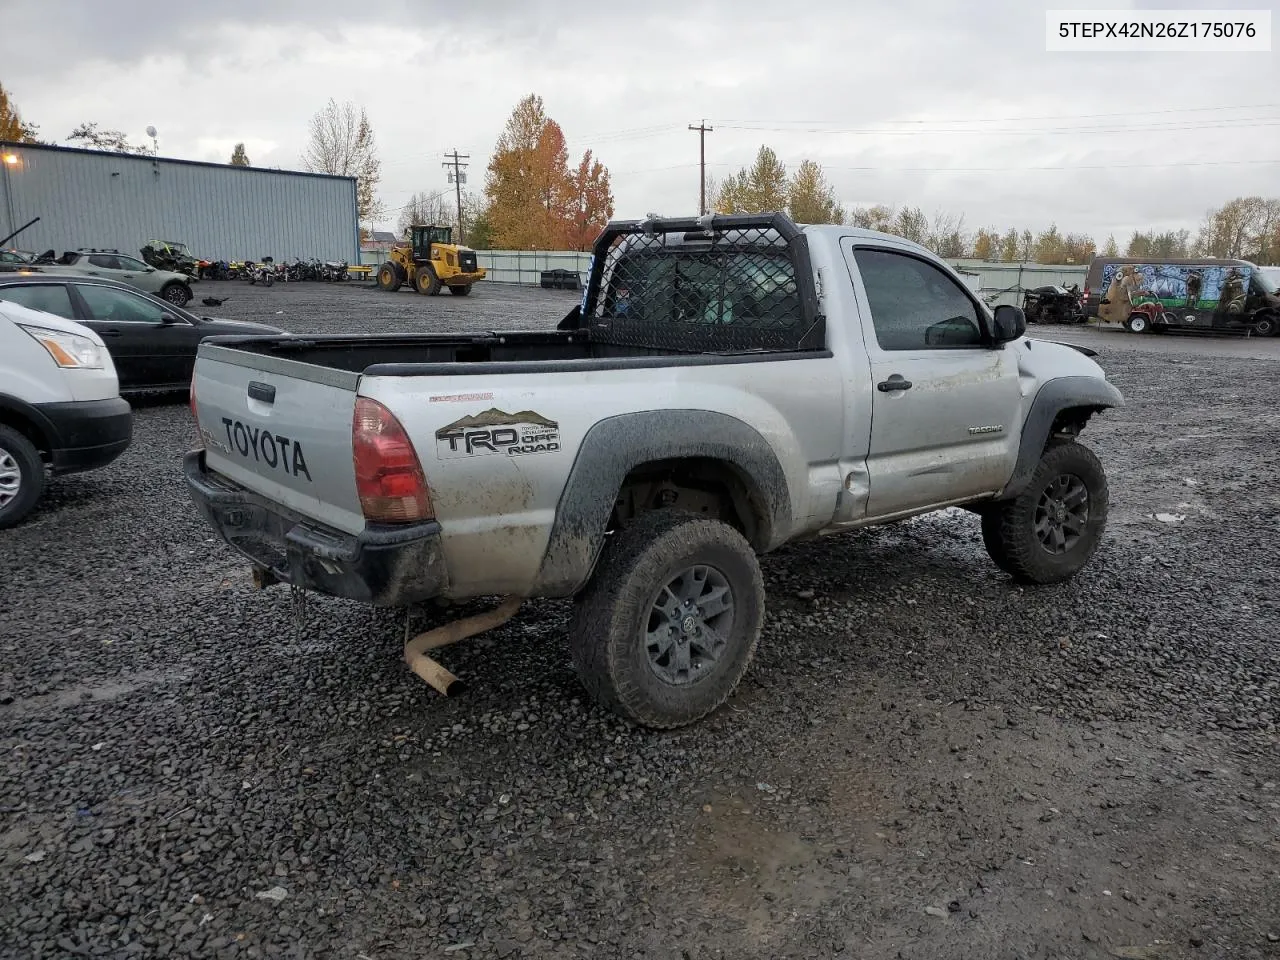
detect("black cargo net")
(588, 227), (809, 352)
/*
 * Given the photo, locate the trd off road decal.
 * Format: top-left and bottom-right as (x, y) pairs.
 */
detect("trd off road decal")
(435, 408), (561, 459)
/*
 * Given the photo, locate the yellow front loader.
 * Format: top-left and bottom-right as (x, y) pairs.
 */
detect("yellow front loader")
(375, 225), (486, 296)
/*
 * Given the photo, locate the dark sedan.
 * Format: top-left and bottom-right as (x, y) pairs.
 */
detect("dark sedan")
(0, 275), (284, 392)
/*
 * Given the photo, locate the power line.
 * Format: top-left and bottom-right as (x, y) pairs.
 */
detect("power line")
(712, 118), (1280, 137)
(707, 101), (1280, 125)
(614, 157), (1280, 175)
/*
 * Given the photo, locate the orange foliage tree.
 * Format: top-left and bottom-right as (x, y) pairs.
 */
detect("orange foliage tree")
(484, 94), (614, 250)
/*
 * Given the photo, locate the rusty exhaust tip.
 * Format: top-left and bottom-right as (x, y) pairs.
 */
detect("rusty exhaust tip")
(404, 597), (521, 696)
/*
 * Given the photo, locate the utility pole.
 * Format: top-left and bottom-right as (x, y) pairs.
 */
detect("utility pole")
(442, 149), (470, 243)
(688, 121), (713, 215)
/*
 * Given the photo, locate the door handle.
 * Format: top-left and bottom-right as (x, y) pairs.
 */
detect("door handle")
(100, 328), (122, 338)
(877, 375), (913, 392)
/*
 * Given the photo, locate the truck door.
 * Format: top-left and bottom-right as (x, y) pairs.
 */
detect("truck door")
(841, 242), (1022, 518)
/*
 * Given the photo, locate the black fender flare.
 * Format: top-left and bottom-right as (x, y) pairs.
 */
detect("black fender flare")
(1002, 376), (1124, 498)
(0, 392), (57, 451)
(533, 410), (794, 596)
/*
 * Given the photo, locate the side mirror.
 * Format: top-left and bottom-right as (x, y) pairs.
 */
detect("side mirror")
(992, 304), (1027, 343)
(160, 313), (178, 325)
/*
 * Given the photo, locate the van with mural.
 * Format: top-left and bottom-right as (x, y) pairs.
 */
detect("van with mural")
(1083, 257), (1280, 336)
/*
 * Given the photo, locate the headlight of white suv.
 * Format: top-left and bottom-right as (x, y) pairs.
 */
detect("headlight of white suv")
(18, 324), (105, 369)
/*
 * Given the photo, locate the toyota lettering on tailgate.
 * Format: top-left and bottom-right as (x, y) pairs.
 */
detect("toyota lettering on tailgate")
(219, 417), (312, 480)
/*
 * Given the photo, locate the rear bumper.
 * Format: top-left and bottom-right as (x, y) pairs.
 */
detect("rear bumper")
(183, 449), (448, 606)
(37, 397), (133, 474)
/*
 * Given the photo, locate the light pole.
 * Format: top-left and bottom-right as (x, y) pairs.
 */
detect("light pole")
(146, 125), (159, 156)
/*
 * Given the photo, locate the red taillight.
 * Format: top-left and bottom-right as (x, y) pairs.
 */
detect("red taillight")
(352, 397), (433, 523)
(1083, 286), (1091, 301)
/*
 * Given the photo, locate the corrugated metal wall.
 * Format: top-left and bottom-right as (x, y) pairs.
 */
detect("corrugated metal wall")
(0, 144), (358, 263)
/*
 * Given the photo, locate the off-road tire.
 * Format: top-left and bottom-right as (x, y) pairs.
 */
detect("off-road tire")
(415, 264), (441, 296)
(448, 284), (472, 296)
(1252, 314), (1277, 337)
(1125, 313), (1149, 333)
(980, 440), (1109, 585)
(0, 424), (45, 530)
(568, 510), (765, 729)
(377, 262), (402, 292)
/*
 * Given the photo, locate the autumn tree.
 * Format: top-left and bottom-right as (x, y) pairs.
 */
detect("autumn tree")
(928, 211), (967, 258)
(485, 94), (569, 249)
(397, 189), (487, 242)
(715, 146), (788, 214)
(849, 204), (895, 233)
(1102, 235), (1118, 257)
(563, 150), (614, 251)
(397, 191), (453, 238)
(67, 122), (149, 154)
(484, 94), (614, 249)
(301, 99), (384, 225)
(0, 82), (39, 142)
(999, 229), (1020, 262)
(1062, 233), (1096, 263)
(1018, 230), (1035, 262)
(1197, 196), (1280, 262)
(229, 143), (250, 166)
(786, 160), (843, 224)
(892, 206), (929, 246)
(970, 228), (998, 260)
(1127, 229), (1190, 258)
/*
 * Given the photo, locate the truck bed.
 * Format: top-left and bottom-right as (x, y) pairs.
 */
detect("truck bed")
(203, 329), (823, 379)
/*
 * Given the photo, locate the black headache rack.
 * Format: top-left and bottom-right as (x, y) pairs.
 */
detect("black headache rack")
(561, 212), (825, 353)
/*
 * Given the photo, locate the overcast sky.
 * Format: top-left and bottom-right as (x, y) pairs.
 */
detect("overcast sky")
(3, 0), (1277, 243)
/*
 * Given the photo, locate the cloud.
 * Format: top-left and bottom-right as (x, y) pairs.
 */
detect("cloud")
(2, 0), (1276, 239)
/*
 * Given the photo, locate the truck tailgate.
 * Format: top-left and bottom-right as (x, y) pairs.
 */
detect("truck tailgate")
(192, 344), (366, 535)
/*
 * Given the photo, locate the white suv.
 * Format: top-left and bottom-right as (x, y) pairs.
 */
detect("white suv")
(0, 300), (132, 527)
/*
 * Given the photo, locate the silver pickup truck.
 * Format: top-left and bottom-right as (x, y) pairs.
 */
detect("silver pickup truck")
(185, 213), (1123, 728)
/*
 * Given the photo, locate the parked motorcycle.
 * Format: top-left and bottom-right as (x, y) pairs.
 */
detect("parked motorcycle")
(247, 257), (275, 287)
(323, 259), (349, 282)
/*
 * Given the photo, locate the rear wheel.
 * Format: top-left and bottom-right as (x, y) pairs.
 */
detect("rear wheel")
(0, 425), (45, 530)
(415, 264), (441, 296)
(1124, 312), (1149, 333)
(376, 262), (402, 292)
(568, 511), (764, 729)
(1252, 314), (1277, 337)
(448, 284), (472, 296)
(980, 441), (1108, 585)
(162, 283), (192, 306)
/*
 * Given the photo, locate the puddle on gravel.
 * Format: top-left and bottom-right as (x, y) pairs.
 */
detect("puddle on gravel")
(2, 668), (191, 717)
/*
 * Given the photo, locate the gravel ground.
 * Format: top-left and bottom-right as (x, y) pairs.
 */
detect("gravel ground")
(2, 282), (1279, 960)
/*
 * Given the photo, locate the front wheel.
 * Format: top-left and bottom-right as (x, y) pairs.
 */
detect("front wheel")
(0, 424), (45, 529)
(980, 441), (1109, 585)
(448, 284), (472, 296)
(415, 264), (441, 296)
(1252, 314), (1277, 337)
(1124, 313), (1149, 334)
(568, 511), (764, 729)
(162, 283), (192, 306)
(376, 262), (402, 292)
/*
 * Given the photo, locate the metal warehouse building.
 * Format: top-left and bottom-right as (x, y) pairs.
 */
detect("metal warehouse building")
(0, 142), (358, 264)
